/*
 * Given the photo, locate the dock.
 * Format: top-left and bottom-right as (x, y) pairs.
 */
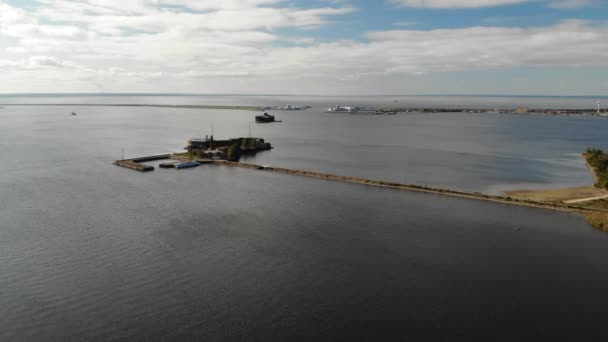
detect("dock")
(113, 154), (171, 172)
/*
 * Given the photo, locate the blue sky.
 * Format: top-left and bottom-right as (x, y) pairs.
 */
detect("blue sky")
(281, 0), (608, 42)
(0, 0), (607, 95)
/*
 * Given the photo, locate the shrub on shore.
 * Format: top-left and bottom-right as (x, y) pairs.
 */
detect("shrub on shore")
(585, 148), (608, 188)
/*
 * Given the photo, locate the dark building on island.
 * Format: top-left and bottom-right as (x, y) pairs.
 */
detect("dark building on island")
(187, 136), (271, 151)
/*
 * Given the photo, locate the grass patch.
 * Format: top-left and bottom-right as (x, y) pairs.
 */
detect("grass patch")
(577, 199), (608, 210)
(586, 212), (608, 232)
(506, 186), (604, 202)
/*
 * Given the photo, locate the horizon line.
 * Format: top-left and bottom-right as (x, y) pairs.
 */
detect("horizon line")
(0, 93), (607, 98)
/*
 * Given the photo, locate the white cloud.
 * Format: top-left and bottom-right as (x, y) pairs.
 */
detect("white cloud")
(389, 0), (598, 8)
(393, 21), (416, 27)
(0, 0), (606, 94)
(162, 0), (285, 11)
(0, 3), (26, 25)
(0, 55), (79, 69)
(549, 0), (595, 9)
(388, 0), (529, 8)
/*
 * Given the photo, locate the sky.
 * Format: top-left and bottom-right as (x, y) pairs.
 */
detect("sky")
(0, 0), (607, 95)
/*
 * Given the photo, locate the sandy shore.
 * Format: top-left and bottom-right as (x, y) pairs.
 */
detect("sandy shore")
(506, 186), (606, 203)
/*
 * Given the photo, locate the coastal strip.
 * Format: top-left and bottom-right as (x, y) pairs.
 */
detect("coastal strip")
(158, 155), (606, 215)
(117, 152), (608, 231)
(585, 157), (600, 184)
(1, 103), (604, 116)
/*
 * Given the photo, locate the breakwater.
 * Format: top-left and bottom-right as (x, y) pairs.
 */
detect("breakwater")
(213, 160), (607, 215)
(113, 160), (154, 172)
(130, 154), (171, 163)
(113, 154), (170, 172)
(127, 153), (602, 215)
(120, 153), (608, 231)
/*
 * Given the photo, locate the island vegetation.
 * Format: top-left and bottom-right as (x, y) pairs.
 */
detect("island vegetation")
(585, 148), (608, 188)
(579, 148), (608, 231)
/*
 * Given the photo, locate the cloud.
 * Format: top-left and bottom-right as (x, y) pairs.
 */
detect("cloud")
(549, 0), (596, 9)
(162, 0), (285, 11)
(363, 20), (608, 72)
(389, 0), (598, 8)
(388, 0), (530, 8)
(393, 21), (416, 27)
(0, 56), (79, 70)
(0, 0), (607, 94)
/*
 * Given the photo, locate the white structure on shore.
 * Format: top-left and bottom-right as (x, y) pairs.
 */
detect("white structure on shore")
(328, 105), (360, 113)
(598, 99), (601, 114)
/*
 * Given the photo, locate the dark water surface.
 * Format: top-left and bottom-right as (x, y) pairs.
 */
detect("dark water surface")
(1, 96), (608, 341)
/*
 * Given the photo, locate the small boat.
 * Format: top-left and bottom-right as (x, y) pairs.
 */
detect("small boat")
(159, 162), (177, 168)
(175, 161), (200, 169)
(71, 112), (77, 116)
(255, 112), (276, 123)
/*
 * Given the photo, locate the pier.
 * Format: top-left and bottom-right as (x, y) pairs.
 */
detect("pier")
(113, 154), (170, 172)
(130, 154), (172, 163)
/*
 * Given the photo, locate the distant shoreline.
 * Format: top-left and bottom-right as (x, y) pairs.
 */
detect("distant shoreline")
(0, 104), (263, 111)
(0, 103), (604, 116)
(0, 93), (607, 99)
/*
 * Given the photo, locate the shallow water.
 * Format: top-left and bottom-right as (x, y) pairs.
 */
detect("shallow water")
(1, 96), (608, 341)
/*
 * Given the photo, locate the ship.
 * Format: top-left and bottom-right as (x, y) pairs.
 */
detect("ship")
(327, 105), (360, 113)
(255, 112), (276, 123)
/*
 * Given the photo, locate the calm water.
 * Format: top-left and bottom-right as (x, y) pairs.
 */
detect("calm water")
(1, 95), (608, 341)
